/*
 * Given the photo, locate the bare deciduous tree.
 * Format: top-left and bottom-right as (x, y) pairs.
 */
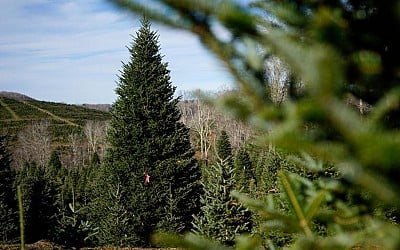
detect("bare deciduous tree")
(179, 91), (254, 163)
(67, 133), (84, 168)
(13, 120), (52, 168)
(83, 120), (108, 159)
(180, 99), (216, 163)
(266, 56), (289, 105)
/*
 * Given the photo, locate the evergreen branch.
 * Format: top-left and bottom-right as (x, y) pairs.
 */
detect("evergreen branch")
(369, 87), (400, 126)
(304, 190), (326, 222)
(190, 27), (268, 110)
(231, 191), (301, 232)
(278, 170), (312, 237)
(337, 161), (398, 206)
(182, 233), (233, 250)
(153, 232), (232, 250)
(109, 0), (193, 30)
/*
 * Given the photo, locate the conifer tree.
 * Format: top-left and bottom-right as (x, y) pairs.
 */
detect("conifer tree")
(48, 149), (62, 172)
(194, 132), (252, 246)
(216, 130), (233, 165)
(234, 147), (255, 194)
(94, 17), (201, 246)
(56, 165), (97, 248)
(48, 148), (64, 180)
(90, 151), (100, 166)
(0, 135), (17, 243)
(16, 162), (59, 243)
(193, 160), (252, 246)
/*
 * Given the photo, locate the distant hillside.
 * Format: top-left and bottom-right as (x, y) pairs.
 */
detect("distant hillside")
(0, 91), (35, 101)
(0, 93), (111, 143)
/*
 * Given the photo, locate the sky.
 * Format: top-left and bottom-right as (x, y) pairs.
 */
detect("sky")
(0, 0), (234, 104)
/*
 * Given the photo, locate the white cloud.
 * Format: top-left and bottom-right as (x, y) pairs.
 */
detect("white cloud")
(0, 0), (232, 103)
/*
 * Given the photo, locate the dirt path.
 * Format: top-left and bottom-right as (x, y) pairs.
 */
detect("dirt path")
(0, 98), (20, 120)
(22, 101), (80, 127)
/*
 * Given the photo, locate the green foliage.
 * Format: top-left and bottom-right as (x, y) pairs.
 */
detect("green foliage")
(250, 146), (299, 197)
(0, 97), (48, 119)
(90, 151), (100, 166)
(0, 100), (15, 120)
(94, 17), (201, 246)
(56, 165), (98, 248)
(1, 134), (99, 246)
(28, 100), (110, 122)
(15, 152), (98, 247)
(234, 146), (255, 194)
(0, 108), (12, 120)
(89, 160), (134, 246)
(0, 197), (17, 244)
(16, 162), (59, 243)
(0, 136), (15, 206)
(0, 135), (18, 243)
(193, 161), (252, 246)
(48, 148), (62, 174)
(216, 130), (233, 165)
(110, 0), (400, 249)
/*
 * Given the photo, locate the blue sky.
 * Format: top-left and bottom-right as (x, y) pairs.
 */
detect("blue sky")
(0, 0), (233, 104)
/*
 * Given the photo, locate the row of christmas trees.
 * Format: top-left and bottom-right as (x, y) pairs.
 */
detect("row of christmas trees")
(1, 130), (293, 247)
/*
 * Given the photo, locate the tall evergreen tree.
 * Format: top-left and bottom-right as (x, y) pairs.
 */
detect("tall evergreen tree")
(0, 135), (17, 243)
(94, 17), (201, 246)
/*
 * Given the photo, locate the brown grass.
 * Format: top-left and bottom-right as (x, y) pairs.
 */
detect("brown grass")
(0, 240), (178, 250)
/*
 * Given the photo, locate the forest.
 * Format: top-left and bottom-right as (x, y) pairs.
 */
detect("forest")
(1, 0), (400, 249)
